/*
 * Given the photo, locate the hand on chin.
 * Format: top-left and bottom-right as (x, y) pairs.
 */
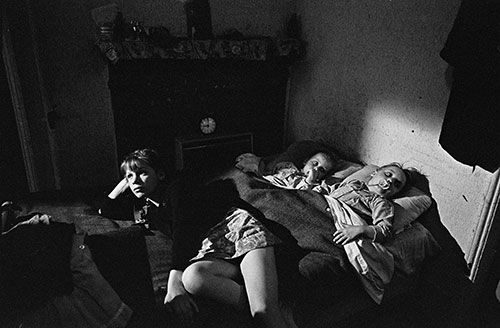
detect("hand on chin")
(132, 189), (146, 198)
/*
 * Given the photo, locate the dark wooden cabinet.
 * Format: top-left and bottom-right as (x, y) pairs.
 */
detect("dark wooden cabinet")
(108, 58), (290, 173)
(175, 132), (253, 171)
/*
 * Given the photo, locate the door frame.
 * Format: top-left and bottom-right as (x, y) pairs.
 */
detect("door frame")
(469, 170), (500, 285)
(2, 2), (59, 192)
(2, 10), (38, 192)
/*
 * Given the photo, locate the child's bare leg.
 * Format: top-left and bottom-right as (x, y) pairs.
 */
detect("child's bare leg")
(182, 259), (249, 311)
(240, 247), (288, 328)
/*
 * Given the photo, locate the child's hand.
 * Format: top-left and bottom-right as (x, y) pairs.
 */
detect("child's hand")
(305, 168), (319, 184)
(333, 225), (364, 245)
(235, 153), (263, 175)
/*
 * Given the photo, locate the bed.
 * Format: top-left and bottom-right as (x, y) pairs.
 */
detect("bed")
(0, 140), (472, 328)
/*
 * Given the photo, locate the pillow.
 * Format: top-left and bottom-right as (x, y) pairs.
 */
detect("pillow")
(261, 141), (432, 234)
(392, 188), (432, 234)
(339, 164), (432, 234)
(263, 140), (341, 174)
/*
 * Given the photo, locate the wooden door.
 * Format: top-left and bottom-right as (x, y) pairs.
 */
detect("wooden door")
(0, 46), (28, 200)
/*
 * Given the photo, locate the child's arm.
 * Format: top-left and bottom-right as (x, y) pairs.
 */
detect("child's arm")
(333, 225), (372, 245)
(107, 178), (129, 199)
(311, 180), (335, 194)
(333, 195), (393, 244)
(235, 153), (265, 175)
(98, 178), (134, 220)
(332, 223), (391, 245)
(369, 198), (394, 242)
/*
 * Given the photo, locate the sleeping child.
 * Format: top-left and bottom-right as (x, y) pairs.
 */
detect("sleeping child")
(178, 161), (413, 327)
(327, 163), (412, 244)
(235, 151), (335, 190)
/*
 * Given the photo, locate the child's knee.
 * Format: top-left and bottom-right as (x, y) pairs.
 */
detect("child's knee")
(182, 263), (209, 295)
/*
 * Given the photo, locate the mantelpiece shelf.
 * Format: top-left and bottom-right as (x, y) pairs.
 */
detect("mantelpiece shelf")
(96, 38), (301, 63)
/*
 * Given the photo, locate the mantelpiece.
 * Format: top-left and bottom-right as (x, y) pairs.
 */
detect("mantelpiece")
(96, 38), (301, 64)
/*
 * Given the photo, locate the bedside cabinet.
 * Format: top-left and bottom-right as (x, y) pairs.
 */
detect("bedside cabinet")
(175, 133), (253, 171)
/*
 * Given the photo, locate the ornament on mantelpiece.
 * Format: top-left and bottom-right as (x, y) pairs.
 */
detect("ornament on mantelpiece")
(183, 0), (213, 39)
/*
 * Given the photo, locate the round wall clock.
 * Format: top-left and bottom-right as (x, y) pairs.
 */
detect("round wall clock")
(200, 117), (216, 134)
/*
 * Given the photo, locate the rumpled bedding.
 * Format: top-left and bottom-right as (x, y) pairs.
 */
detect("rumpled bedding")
(325, 195), (394, 303)
(0, 215), (74, 323)
(1, 143), (441, 326)
(212, 168), (355, 287)
(0, 215), (133, 328)
(213, 167), (438, 303)
(23, 234), (133, 328)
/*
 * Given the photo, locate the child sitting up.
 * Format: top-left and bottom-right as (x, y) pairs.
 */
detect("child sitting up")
(98, 148), (171, 233)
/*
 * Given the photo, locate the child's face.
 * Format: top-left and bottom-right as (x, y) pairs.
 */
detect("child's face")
(367, 165), (407, 199)
(302, 153), (334, 183)
(124, 163), (162, 199)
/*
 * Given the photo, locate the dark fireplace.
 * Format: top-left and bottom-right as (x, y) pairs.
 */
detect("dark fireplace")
(107, 58), (290, 174)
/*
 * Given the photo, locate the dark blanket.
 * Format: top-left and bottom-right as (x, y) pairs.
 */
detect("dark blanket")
(171, 167), (351, 297)
(225, 168), (351, 281)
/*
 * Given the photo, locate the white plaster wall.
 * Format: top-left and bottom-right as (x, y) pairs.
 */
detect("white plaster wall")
(287, 0), (496, 261)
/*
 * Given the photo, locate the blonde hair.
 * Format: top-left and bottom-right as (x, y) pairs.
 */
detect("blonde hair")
(379, 162), (417, 195)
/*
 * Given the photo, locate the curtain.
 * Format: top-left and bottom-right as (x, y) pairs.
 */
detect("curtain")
(439, 0), (500, 172)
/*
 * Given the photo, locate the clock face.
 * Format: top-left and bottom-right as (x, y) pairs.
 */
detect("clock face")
(200, 117), (216, 134)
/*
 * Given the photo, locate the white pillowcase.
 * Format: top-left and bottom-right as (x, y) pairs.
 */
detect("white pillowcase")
(392, 187), (432, 234)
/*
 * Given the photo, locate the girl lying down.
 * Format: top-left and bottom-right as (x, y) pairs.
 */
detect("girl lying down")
(235, 152), (412, 243)
(235, 151), (335, 190)
(175, 158), (413, 327)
